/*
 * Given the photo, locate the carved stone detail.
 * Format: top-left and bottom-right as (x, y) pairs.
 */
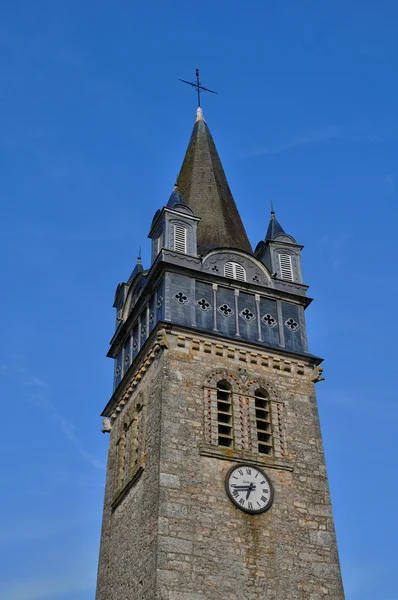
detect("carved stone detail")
(311, 365), (325, 383)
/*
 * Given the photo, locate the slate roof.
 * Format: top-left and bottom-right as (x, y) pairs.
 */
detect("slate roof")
(265, 210), (286, 241)
(166, 186), (186, 209)
(177, 109), (252, 254)
(128, 255), (144, 282)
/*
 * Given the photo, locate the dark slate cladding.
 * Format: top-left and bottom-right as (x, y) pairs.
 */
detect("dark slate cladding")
(281, 302), (304, 353)
(114, 351), (122, 390)
(195, 281), (213, 331)
(238, 292), (258, 340)
(132, 324), (139, 361)
(156, 279), (165, 321)
(177, 117), (252, 254)
(130, 279), (147, 316)
(259, 297), (280, 346)
(216, 287), (236, 337)
(123, 337), (131, 375)
(149, 295), (156, 333)
(168, 273), (192, 327)
(139, 310), (148, 345)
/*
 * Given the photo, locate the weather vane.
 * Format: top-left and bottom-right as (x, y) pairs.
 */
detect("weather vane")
(179, 68), (218, 108)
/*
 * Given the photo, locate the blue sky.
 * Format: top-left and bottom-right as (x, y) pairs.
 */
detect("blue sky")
(1, 1), (397, 599)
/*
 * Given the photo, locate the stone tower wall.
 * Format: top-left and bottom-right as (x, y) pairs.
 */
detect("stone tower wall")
(96, 327), (345, 600)
(156, 331), (344, 600)
(96, 354), (164, 600)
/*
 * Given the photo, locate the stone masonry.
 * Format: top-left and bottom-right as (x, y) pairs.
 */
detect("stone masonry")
(96, 326), (345, 600)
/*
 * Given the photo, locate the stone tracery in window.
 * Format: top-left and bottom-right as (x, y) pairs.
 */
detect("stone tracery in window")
(218, 303), (233, 317)
(197, 298), (211, 311)
(285, 318), (299, 332)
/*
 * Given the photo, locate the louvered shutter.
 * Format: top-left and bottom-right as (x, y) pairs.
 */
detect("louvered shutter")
(173, 225), (187, 253)
(224, 261), (246, 282)
(224, 262), (235, 278)
(278, 254), (294, 281)
(234, 263), (246, 281)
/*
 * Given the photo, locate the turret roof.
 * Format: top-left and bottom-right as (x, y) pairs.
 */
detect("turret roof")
(128, 253), (144, 282)
(265, 204), (286, 241)
(166, 185), (186, 209)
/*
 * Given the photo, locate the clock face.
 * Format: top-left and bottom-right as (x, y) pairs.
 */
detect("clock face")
(225, 464), (274, 514)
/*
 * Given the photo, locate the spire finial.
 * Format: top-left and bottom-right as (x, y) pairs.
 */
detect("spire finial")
(196, 107), (205, 122)
(137, 247), (142, 264)
(179, 69), (218, 108)
(270, 200), (275, 219)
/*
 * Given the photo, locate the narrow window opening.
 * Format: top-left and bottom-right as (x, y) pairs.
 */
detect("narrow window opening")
(255, 389), (272, 455)
(216, 380), (233, 447)
(217, 412), (231, 424)
(173, 225), (187, 253)
(217, 400), (231, 413)
(278, 254), (294, 281)
(224, 261), (246, 282)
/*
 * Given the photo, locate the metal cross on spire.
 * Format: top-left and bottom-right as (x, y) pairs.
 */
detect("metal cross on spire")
(179, 68), (218, 107)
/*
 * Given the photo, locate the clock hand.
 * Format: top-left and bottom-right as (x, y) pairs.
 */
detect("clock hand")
(246, 483), (255, 500)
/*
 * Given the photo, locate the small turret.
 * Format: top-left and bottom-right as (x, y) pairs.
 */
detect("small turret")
(128, 250), (144, 283)
(255, 204), (304, 284)
(148, 185), (200, 263)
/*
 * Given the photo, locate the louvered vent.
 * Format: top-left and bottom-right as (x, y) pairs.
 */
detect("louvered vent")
(278, 254), (294, 281)
(224, 261), (246, 282)
(173, 225), (187, 253)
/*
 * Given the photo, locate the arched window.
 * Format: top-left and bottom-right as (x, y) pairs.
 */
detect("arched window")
(203, 372), (282, 458)
(216, 380), (233, 447)
(254, 389), (272, 455)
(173, 224), (187, 253)
(278, 253), (294, 281)
(224, 261), (246, 282)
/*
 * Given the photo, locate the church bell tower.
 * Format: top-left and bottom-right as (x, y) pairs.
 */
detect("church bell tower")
(96, 106), (345, 600)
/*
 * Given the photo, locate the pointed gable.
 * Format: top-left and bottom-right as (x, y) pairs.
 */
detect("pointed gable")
(177, 108), (252, 254)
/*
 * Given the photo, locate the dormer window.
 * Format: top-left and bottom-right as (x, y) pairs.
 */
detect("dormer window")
(278, 254), (294, 281)
(173, 225), (187, 254)
(224, 261), (246, 282)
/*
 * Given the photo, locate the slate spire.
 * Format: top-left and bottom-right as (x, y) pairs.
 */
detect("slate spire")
(166, 184), (186, 209)
(128, 249), (144, 282)
(177, 108), (252, 254)
(265, 202), (286, 241)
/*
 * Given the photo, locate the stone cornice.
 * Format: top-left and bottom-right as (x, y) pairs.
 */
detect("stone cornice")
(167, 323), (322, 369)
(103, 322), (324, 425)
